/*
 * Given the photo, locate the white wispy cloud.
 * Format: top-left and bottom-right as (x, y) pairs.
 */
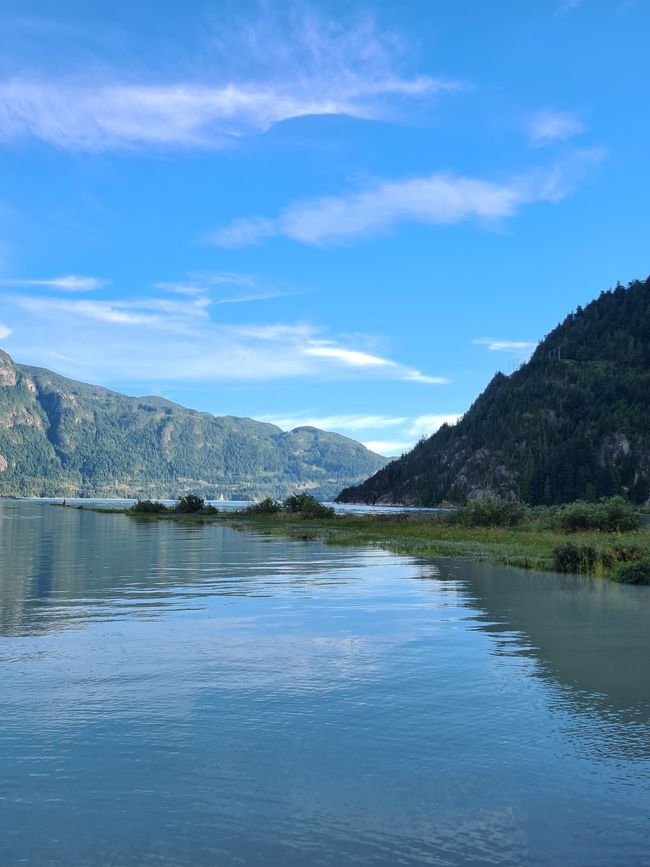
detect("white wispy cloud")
(405, 413), (462, 438)
(0, 10), (459, 151)
(362, 440), (413, 456)
(18, 297), (164, 327)
(208, 149), (604, 247)
(404, 371), (450, 384)
(473, 338), (536, 352)
(258, 410), (462, 456)
(0, 274), (108, 292)
(557, 0), (585, 12)
(302, 342), (449, 382)
(528, 110), (584, 146)
(364, 412), (462, 455)
(3, 290), (446, 387)
(158, 272), (301, 304)
(0, 323), (11, 340)
(303, 344), (396, 367)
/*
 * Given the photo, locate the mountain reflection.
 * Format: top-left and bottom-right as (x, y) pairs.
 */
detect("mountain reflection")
(0, 501), (373, 638)
(419, 558), (650, 734)
(2, 500), (649, 736)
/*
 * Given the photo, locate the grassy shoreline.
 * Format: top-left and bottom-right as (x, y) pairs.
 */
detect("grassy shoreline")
(226, 513), (650, 577)
(72, 502), (650, 582)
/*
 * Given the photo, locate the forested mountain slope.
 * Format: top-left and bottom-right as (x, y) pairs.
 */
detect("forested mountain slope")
(0, 351), (387, 499)
(337, 276), (650, 506)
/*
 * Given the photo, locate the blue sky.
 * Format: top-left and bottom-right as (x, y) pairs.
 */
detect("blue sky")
(0, 0), (648, 455)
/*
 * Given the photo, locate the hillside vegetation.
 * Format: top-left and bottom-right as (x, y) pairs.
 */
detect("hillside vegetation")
(338, 276), (650, 506)
(0, 351), (386, 499)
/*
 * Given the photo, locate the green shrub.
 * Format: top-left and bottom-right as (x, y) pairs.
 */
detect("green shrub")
(282, 493), (335, 519)
(175, 495), (206, 513)
(244, 497), (282, 515)
(552, 543), (598, 574)
(127, 499), (168, 514)
(614, 560), (650, 585)
(446, 499), (527, 528)
(551, 497), (639, 533)
(608, 543), (642, 563)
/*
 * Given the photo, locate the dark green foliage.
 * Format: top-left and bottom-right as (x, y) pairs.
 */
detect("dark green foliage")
(614, 560), (650, 585)
(338, 277), (650, 507)
(175, 495), (206, 513)
(552, 543), (598, 574)
(0, 352), (387, 499)
(241, 493), (334, 519)
(607, 543), (643, 563)
(282, 493), (335, 519)
(128, 499), (168, 514)
(243, 497), (282, 515)
(444, 499), (526, 527)
(549, 497), (639, 533)
(173, 495), (218, 515)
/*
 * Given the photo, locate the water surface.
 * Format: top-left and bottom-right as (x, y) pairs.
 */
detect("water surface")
(0, 501), (649, 866)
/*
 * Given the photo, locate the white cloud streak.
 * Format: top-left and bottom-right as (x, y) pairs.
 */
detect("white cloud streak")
(303, 344), (397, 367)
(0, 11), (459, 151)
(259, 411), (462, 456)
(405, 413), (462, 438)
(363, 413), (462, 454)
(2, 290), (447, 387)
(473, 338), (536, 353)
(208, 150), (604, 247)
(0, 274), (108, 292)
(362, 440), (413, 456)
(528, 110), (584, 146)
(557, 0), (586, 12)
(157, 272), (301, 305)
(0, 323), (11, 340)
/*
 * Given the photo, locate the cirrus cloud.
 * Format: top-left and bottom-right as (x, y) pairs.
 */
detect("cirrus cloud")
(528, 110), (585, 147)
(0, 10), (460, 152)
(473, 338), (536, 353)
(0, 274), (109, 292)
(208, 149), (604, 247)
(260, 410), (462, 456)
(2, 289), (448, 388)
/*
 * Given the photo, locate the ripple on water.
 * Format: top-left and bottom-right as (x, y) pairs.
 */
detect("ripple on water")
(0, 500), (649, 867)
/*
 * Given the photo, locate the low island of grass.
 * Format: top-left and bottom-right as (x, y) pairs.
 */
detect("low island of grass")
(110, 493), (650, 585)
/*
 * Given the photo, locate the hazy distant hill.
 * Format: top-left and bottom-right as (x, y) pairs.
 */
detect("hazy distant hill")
(0, 350), (387, 499)
(337, 276), (650, 506)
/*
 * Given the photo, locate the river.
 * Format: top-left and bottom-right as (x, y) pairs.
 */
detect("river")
(0, 500), (648, 866)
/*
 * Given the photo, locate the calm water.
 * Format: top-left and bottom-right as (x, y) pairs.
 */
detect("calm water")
(0, 502), (649, 866)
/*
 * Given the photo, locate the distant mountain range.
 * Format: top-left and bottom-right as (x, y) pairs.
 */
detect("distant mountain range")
(0, 350), (387, 500)
(337, 276), (650, 506)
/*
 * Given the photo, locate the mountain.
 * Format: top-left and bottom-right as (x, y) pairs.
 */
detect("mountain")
(337, 276), (650, 507)
(0, 350), (387, 500)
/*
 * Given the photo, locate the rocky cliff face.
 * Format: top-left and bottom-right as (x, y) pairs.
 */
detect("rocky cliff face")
(0, 350), (387, 499)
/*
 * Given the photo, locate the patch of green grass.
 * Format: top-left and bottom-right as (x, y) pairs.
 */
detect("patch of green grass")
(76, 499), (650, 581)
(224, 512), (650, 580)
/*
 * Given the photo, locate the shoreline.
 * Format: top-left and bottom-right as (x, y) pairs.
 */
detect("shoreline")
(54, 502), (650, 583)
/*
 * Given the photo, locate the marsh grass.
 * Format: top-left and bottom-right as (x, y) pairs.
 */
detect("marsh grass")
(228, 511), (650, 580)
(81, 496), (650, 581)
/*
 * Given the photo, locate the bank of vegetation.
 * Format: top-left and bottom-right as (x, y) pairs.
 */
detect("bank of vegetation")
(119, 494), (650, 584)
(127, 495), (219, 517)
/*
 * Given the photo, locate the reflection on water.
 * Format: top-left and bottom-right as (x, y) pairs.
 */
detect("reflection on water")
(0, 500), (649, 867)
